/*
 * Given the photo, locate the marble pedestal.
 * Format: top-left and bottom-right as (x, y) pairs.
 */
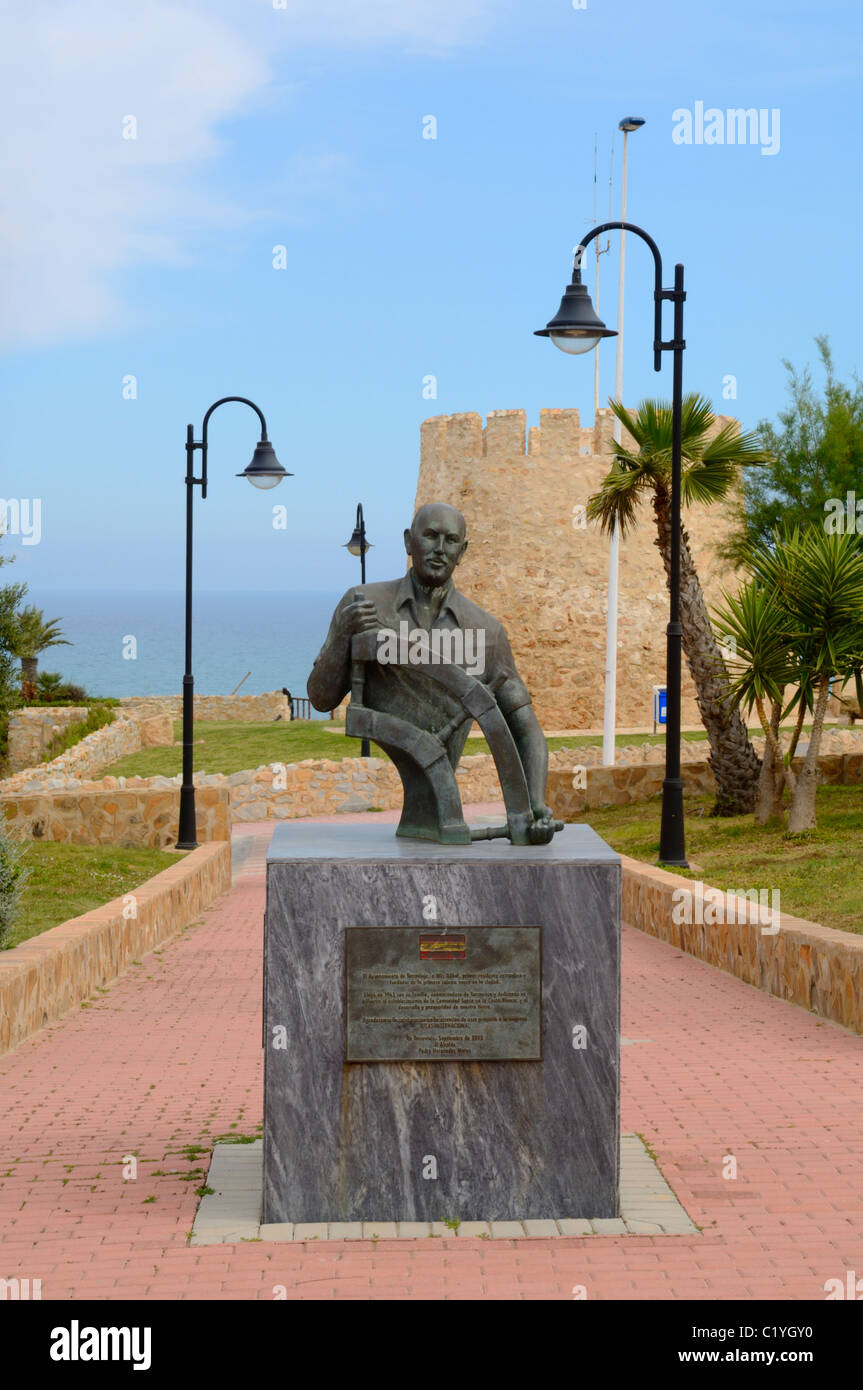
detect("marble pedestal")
(263, 822), (620, 1224)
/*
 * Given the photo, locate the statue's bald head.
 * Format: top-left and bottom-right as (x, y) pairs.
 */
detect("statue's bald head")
(405, 502), (468, 588)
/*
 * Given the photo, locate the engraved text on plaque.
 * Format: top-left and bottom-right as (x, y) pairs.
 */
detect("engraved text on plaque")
(345, 926), (541, 1061)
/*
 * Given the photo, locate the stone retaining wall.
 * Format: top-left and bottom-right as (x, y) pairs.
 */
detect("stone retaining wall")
(120, 691), (290, 722)
(0, 840), (231, 1056)
(2, 787), (230, 848)
(7, 706), (89, 773)
(547, 749), (863, 819)
(1, 710), (173, 794)
(621, 855), (863, 1036)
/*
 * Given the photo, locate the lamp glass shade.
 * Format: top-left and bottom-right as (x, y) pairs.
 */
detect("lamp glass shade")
(550, 331), (602, 355)
(237, 439), (290, 489)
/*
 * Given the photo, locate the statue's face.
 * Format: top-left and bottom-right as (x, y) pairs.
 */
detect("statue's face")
(405, 505), (468, 587)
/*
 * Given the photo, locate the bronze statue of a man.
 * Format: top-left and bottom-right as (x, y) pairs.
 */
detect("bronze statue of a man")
(308, 502), (560, 845)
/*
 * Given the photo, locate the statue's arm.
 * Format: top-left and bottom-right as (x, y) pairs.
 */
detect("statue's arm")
(506, 704), (550, 816)
(307, 632), (350, 713)
(487, 622), (552, 818)
(307, 591), (381, 712)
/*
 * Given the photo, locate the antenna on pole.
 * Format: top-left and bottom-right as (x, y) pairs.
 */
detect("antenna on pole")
(593, 134), (612, 417)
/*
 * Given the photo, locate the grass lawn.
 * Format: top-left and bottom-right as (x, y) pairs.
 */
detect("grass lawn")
(101, 720), (720, 778)
(102, 720), (367, 778)
(6, 843), (185, 950)
(581, 784), (863, 935)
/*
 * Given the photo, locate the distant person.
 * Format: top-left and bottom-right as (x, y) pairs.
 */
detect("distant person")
(281, 687), (294, 721)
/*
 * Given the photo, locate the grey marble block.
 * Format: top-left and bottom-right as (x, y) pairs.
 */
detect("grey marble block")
(263, 823), (620, 1223)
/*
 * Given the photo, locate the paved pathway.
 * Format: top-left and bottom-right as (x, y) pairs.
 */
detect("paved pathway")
(1, 812), (861, 1300)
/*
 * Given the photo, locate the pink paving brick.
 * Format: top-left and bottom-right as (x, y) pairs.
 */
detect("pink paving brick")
(1, 813), (862, 1300)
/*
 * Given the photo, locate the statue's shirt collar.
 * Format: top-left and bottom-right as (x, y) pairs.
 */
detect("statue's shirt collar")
(396, 570), (466, 626)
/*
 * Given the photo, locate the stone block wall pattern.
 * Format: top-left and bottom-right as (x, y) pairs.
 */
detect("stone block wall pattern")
(414, 407), (743, 730)
(546, 750), (863, 821)
(0, 841), (231, 1056)
(1, 709), (174, 793)
(1, 787), (230, 848)
(120, 691), (290, 722)
(7, 707), (90, 773)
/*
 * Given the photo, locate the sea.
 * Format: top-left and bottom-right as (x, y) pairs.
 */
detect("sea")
(26, 590), (343, 711)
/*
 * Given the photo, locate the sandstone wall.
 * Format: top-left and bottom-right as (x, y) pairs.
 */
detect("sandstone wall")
(0, 709), (173, 793)
(415, 407), (742, 731)
(120, 691), (291, 722)
(7, 706), (90, 773)
(2, 786), (230, 849)
(547, 748), (863, 820)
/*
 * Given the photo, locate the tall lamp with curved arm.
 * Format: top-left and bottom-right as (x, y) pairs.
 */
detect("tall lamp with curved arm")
(176, 397), (292, 850)
(535, 222), (689, 867)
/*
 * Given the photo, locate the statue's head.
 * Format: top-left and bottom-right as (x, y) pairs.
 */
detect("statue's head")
(405, 503), (468, 587)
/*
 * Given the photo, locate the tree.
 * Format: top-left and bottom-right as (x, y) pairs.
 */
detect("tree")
(0, 825), (26, 949)
(12, 607), (71, 697)
(725, 336), (863, 562)
(712, 575), (804, 824)
(586, 394), (772, 816)
(0, 545), (26, 767)
(36, 671), (64, 701)
(715, 527), (863, 832)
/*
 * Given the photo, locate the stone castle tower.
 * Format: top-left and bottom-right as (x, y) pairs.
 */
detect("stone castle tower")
(414, 406), (739, 731)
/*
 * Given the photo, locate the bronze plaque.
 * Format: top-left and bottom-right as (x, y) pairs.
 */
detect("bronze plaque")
(345, 926), (541, 1061)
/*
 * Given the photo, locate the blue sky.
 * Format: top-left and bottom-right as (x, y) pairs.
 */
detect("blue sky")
(1, 0), (860, 594)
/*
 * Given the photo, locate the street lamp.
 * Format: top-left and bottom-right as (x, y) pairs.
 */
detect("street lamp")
(604, 116), (646, 770)
(535, 223), (688, 867)
(343, 503), (372, 757)
(177, 396), (291, 850)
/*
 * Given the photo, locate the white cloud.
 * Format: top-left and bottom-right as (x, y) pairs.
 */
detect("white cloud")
(0, 2), (268, 346)
(260, 0), (497, 49)
(0, 0), (496, 348)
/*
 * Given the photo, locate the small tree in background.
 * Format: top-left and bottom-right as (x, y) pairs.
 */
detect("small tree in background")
(0, 826), (26, 950)
(724, 336), (863, 562)
(715, 527), (863, 832)
(711, 577), (799, 824)
(0, 545), (27, 769)
(12, 606), (71, 699)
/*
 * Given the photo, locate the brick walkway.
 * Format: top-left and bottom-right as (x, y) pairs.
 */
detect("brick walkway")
(1, 812), (861, 1300)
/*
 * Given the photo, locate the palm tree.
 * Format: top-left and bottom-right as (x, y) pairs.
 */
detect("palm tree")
(747, 528), (863, 832)
(586, 395), (772, 816)
(711, 576), (803, 823)
(12, 606), (71, 696)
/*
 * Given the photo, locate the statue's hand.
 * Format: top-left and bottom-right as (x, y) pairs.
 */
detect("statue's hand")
(337, 595), (381, 639)
(528, 804), (563, 845)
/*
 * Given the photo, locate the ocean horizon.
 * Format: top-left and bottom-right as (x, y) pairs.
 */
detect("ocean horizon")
(26, 590), (344, 710)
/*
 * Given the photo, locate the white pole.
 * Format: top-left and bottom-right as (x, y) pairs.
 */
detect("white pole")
(601, 130), (629, 765)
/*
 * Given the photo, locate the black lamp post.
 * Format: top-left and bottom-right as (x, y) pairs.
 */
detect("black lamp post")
(343, 503), (372, 757)
(176, 396), (291, 850)
(535, 222), (688, 867)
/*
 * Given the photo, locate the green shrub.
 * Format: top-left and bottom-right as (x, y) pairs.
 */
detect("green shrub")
(0, 828), (27, 949)
(45, 704), (115, 762)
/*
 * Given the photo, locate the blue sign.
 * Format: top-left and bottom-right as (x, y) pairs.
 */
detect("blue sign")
(653, 685), (667, 727)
